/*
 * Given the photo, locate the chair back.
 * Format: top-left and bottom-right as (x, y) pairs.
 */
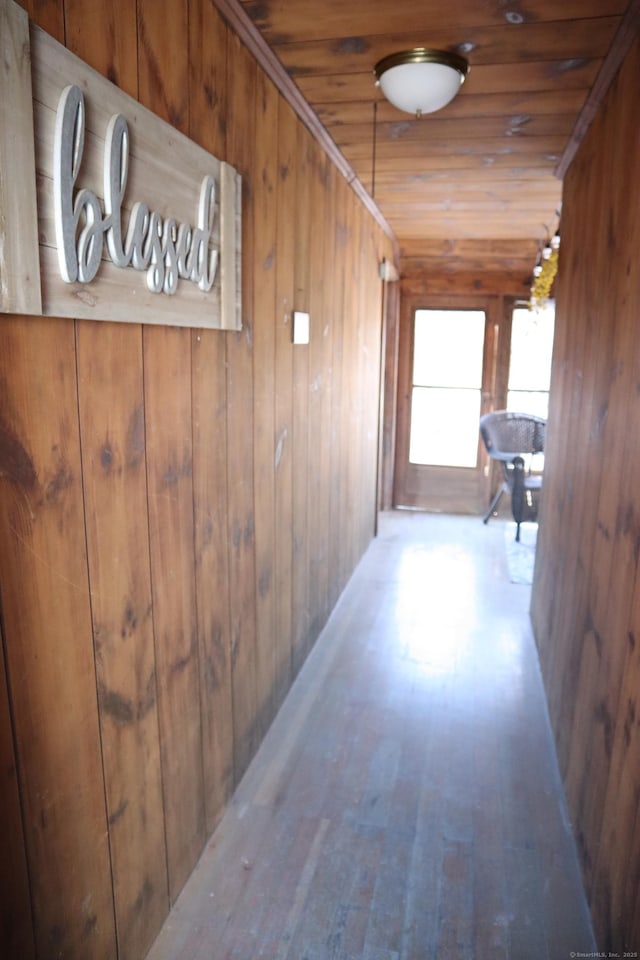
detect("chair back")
(479, 411), (546, 460)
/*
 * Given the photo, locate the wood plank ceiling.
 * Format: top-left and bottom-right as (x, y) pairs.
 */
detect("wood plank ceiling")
(236, 0), (631, 279)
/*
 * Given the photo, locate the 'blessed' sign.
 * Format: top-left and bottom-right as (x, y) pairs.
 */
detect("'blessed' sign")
(0, 0), (242, 329)
(54, 84), (222, 296)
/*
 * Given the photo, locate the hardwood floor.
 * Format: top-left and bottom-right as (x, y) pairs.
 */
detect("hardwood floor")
(145, 511), (595, 960)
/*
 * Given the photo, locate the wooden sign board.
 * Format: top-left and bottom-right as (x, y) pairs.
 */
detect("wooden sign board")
(0, 0), (241, 330)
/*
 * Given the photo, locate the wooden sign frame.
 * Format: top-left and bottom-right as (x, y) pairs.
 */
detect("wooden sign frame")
(0, 0), (242, 330)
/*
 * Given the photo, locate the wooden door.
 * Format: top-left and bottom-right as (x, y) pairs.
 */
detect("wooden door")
(394, 294), (500, 513)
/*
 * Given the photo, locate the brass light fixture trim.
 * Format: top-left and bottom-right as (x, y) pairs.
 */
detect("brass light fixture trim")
(374, 47), (470, 117)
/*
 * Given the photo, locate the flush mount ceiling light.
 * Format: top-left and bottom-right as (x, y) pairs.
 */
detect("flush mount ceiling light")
(374, 48), (469, 117)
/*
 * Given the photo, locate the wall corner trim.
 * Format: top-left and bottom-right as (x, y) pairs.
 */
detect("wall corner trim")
(556, 0), (640, 180)
(211, 0), (397, 247)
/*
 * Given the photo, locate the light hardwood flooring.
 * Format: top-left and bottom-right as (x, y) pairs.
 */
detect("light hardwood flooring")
(146, 511), (595, 960)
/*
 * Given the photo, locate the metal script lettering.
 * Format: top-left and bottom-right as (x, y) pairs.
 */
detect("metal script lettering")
(53, 84), (219, 295)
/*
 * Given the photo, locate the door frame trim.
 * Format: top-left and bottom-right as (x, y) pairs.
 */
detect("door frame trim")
(393, 292), (506, 512)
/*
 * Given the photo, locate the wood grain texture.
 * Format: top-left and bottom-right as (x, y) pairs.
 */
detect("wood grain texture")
(327, 173), (348, 608)
(322, 166), (344, 597)
(211, 0), (394, 244)
(67, 8), (167, 952)
(291, 124), (312, 673)
(188, 0), (228, 158)
(0, 0), (41, 314)
(0, 316), (116, 959)
(557, 0), (640, 178)
(296, 58), (603, 104)
(145, 511), (596, 960)
(399, 271), (532, 297)
(273, 99), (297, 707)
(191, 320), (235, 832)
(65, 0), (138, 95)
(338, 191), (359, 587)
(137, 0), (188, 134)
(317, 87), (587, 128)
(188, 0), (235, 835)
(233, 0), (631, 274)
(1, 3), (397, 958)
(252, 67), (279, 739)
(378, 277), (400, 511)
(19, 0), (64, 39)
(241, 0), (626, 43)
(144, 324), (206, 900)
(268, 19), (619, 77)
(29, 19), (239, 330)
(139, 0), (206, 903)
(77, 320), (169, 959)
(0, 621), (34, 959)
(306, 147), (332, 645)
(225, 29), (259, 782)
(358, 222), (385, 551)
(531, 29), (640, 951)
(393, 291), (502, 513)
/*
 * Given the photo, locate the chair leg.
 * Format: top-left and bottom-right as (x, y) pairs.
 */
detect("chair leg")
(483, 486), (505, 524)
(511, 456), (525, 541)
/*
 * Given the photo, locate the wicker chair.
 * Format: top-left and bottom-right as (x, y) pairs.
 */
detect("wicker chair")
(479, 410), (546, 541)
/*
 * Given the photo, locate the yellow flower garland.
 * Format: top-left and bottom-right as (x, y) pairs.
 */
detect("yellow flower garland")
(530, 247), (558, 310)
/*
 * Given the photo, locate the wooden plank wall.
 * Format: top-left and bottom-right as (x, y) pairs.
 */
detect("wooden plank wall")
(0, 2), (394, 958)
(531, 31), (640, 951)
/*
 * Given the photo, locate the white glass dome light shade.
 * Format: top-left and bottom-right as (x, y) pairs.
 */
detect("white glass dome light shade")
(374, 49), (469, 117)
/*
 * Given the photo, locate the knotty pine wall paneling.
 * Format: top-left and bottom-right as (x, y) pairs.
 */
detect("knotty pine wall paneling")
(0, 317), (117, 958)
(273, 99), (297, 708)
(339, 195), (359, 589)
(21, 0), (62, 38)
(350, 207), (366, 563)
(252, 66), (279, 741)
(320, 163), (342, 615)
(1, 1), (395, 957)
(327, 175), (348, 610)
(531, 32), (640, 950)
(356, 208), (377, 562)
(346, 207), (363, 573)
(306, 148), (328, 646)
(359, 225), (385, 551)
(188, 0), (235, 834)
(76, 321), (169, 958)
(356, 211), (375, 556)
(225, 29), (259, 784)
(139, 0), (208, 904)
(66, 0), (138, 94)
(144, 324), (207, 900)
(379, 276), (400, 513)
(350, 209), (367, 574)
(291, 124), (312, 675)
(309, 150), (336, 646)
(68, 2), (170, 955)
(0, 622), (34, 959)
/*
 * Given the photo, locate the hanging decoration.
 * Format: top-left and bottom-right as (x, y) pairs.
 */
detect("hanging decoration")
(529, 228), (560, 310)
(0, 0), (242, 329)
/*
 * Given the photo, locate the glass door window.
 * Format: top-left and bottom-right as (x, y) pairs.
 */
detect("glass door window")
(409, 309), (486, 468)
(507, 303), (555, 418)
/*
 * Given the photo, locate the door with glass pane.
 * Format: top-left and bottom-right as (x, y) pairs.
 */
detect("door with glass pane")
(394, 299), (496, 513)
(507, 303), (555, 418)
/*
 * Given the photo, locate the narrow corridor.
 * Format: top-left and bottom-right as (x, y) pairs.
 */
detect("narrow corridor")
(146, 511), (595, 960)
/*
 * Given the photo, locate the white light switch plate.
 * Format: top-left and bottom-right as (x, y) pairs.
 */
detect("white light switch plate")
(293, 311), (310, 345)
